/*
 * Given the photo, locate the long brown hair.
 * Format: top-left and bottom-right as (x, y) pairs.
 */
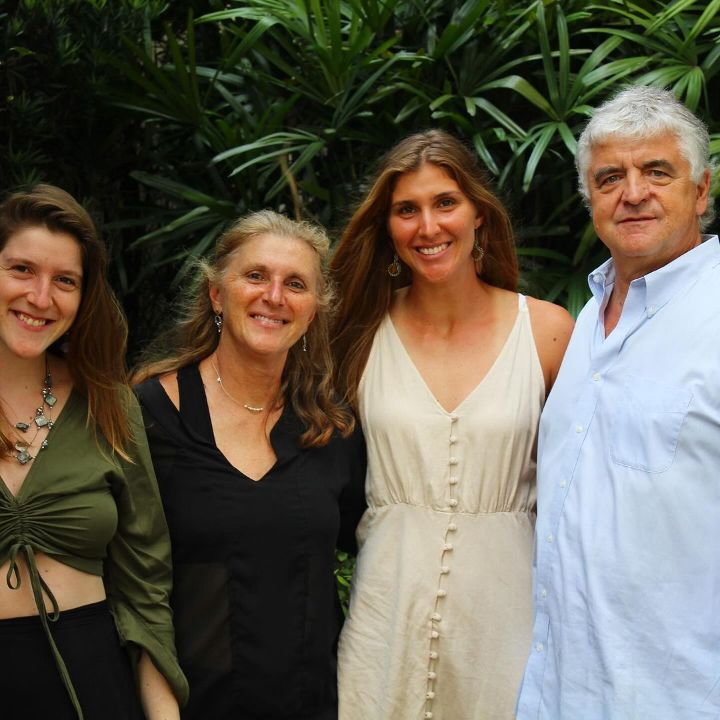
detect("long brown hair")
(0, 184), (132, 457)
(331, 129), (519, 409)
(133, 209), (354, 448)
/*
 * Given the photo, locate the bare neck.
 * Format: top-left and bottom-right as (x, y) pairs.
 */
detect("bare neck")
(397, 272), (491, 334)
(209, 342), (285, 409)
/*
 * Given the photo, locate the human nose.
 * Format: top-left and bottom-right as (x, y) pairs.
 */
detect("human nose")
(622, 171), (649, 205)
(27, 276), (52, 309)
(263, 278), (285, 305)
(419, 207), (440, 238)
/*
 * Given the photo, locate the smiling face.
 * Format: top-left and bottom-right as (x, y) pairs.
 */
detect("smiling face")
(209, 232), (319, 361)
(0, 225), (83, 361)
(388, 162), (483, 285)
(588, 132), (710, 278)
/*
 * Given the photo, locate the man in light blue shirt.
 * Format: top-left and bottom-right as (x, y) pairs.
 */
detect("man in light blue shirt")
(516, 85), (719, 720)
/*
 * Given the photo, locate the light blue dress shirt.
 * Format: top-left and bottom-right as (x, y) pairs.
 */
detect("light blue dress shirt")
(517, 236), (720, 720)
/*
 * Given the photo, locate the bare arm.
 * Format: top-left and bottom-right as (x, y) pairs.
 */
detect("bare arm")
(138, 652), (180, 720)
(526, 297), (575, 394)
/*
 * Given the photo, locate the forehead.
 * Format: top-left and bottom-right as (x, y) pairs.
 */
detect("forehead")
(589, 132), (686, 171)
(392, 163), (459, 197)
(1, 225), (83, 270)
(228, 232), (319, 276)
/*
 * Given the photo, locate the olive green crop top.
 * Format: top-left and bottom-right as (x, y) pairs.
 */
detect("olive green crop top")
(0, 391), (188, 718)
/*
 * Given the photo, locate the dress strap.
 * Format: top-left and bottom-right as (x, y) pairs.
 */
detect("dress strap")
(6, 542), (84, 719)
(518, 293), (529, 311)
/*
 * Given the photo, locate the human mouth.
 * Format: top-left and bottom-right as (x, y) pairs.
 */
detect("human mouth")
(417, 242), (449, 256)
(251, 313), (287, 326)
(15, 311), (50, 328)
(619, 216), (655, 224)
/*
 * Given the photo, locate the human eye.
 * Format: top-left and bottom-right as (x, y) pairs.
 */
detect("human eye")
(598, 174), (622, 188)
(287, 278), (307, 291)
(396, 203), (416, 216)
(10, 263), (32, 275)
(55, 275), (80, 290)
(246, 270), (264, 282)
(438, 197), (457, 209)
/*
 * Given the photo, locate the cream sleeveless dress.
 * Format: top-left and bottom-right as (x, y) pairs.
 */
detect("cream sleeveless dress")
(338, 294), (544, 720)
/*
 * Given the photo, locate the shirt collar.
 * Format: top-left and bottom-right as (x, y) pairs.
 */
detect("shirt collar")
(587, 235), (720, 311)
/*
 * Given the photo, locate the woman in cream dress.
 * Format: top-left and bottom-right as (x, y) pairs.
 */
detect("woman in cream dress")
(331, 131), (574, 719)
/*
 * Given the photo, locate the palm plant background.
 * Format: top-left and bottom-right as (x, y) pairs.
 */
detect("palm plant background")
(3, 0), (720, 610)
(3, 0), (720, 333)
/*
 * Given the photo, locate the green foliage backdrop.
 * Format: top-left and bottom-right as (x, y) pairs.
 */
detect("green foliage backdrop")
(3, 0), (720, 609)
(3, 0), (720, 346)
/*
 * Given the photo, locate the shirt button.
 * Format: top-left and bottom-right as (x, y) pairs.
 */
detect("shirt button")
(559, 480), (566, 488)
(546, 534), (553, 543)
(575, 425), (583, 433)
(425, 712), (434, 719)
(430, 630), (440, 639)
(449, 457), (458, 465)
(426, 691), (435, 700)
(431, 612), (442, 621)
(429, 650), (438, 659)
(540, 587), (547, 598)
(444, 543), (453, 551)
(437, 589), (447, 597)
(449, 435), (458, 444)
(440, 566), (450, 574)
(427, 672), (436, 680)
(592, 372), (601, 381)
(448, 499), (458, 507)
(449, 414), (458, 422)
(447, 523), (457, 532)
(535, 642), (544, 652)
(647, 305), (657, 317)
(449, 477), (458, 485)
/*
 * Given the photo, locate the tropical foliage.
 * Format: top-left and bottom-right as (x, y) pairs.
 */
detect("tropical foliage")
(3, 0), (720, 335)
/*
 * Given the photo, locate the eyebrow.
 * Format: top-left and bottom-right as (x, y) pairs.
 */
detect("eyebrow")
(593, 159), (677, 185)
(2, 256), (83, 280)
(243, 262), (311, 281)
(390, 190), (462, 207)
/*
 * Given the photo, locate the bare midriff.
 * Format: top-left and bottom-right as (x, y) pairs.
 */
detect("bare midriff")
(0, 553), (105, 619)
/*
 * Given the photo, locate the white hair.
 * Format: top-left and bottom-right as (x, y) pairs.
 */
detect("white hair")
(576, 85), (715, 230)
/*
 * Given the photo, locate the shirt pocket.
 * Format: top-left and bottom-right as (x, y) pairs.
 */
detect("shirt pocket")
(610, 376), (692, 473)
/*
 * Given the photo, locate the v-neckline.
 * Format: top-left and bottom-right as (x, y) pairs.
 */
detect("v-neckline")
(383, 298), (522, 416)
(0, 389), (79, 502)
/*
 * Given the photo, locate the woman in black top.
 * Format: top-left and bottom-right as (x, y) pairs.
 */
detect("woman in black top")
(134, 210), (366, 720)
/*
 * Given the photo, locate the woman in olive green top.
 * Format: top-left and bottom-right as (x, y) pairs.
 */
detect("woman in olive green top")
(0, 185), (187, 720)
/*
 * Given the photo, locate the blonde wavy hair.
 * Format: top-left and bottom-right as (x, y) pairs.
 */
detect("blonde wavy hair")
(133, 209), (354, 447)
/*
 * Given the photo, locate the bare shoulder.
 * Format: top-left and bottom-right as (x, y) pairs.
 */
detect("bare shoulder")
(158, 371), (180, 410)
(526, 296), (575, 338)
(525, 296), (575, 392)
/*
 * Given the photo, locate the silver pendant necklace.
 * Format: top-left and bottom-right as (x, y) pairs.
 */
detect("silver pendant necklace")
(13, 357), (55, 465)
(210, 357), (265, 414)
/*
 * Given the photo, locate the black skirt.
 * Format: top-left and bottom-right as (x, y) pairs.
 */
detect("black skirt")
(0, 600), (144, 720)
